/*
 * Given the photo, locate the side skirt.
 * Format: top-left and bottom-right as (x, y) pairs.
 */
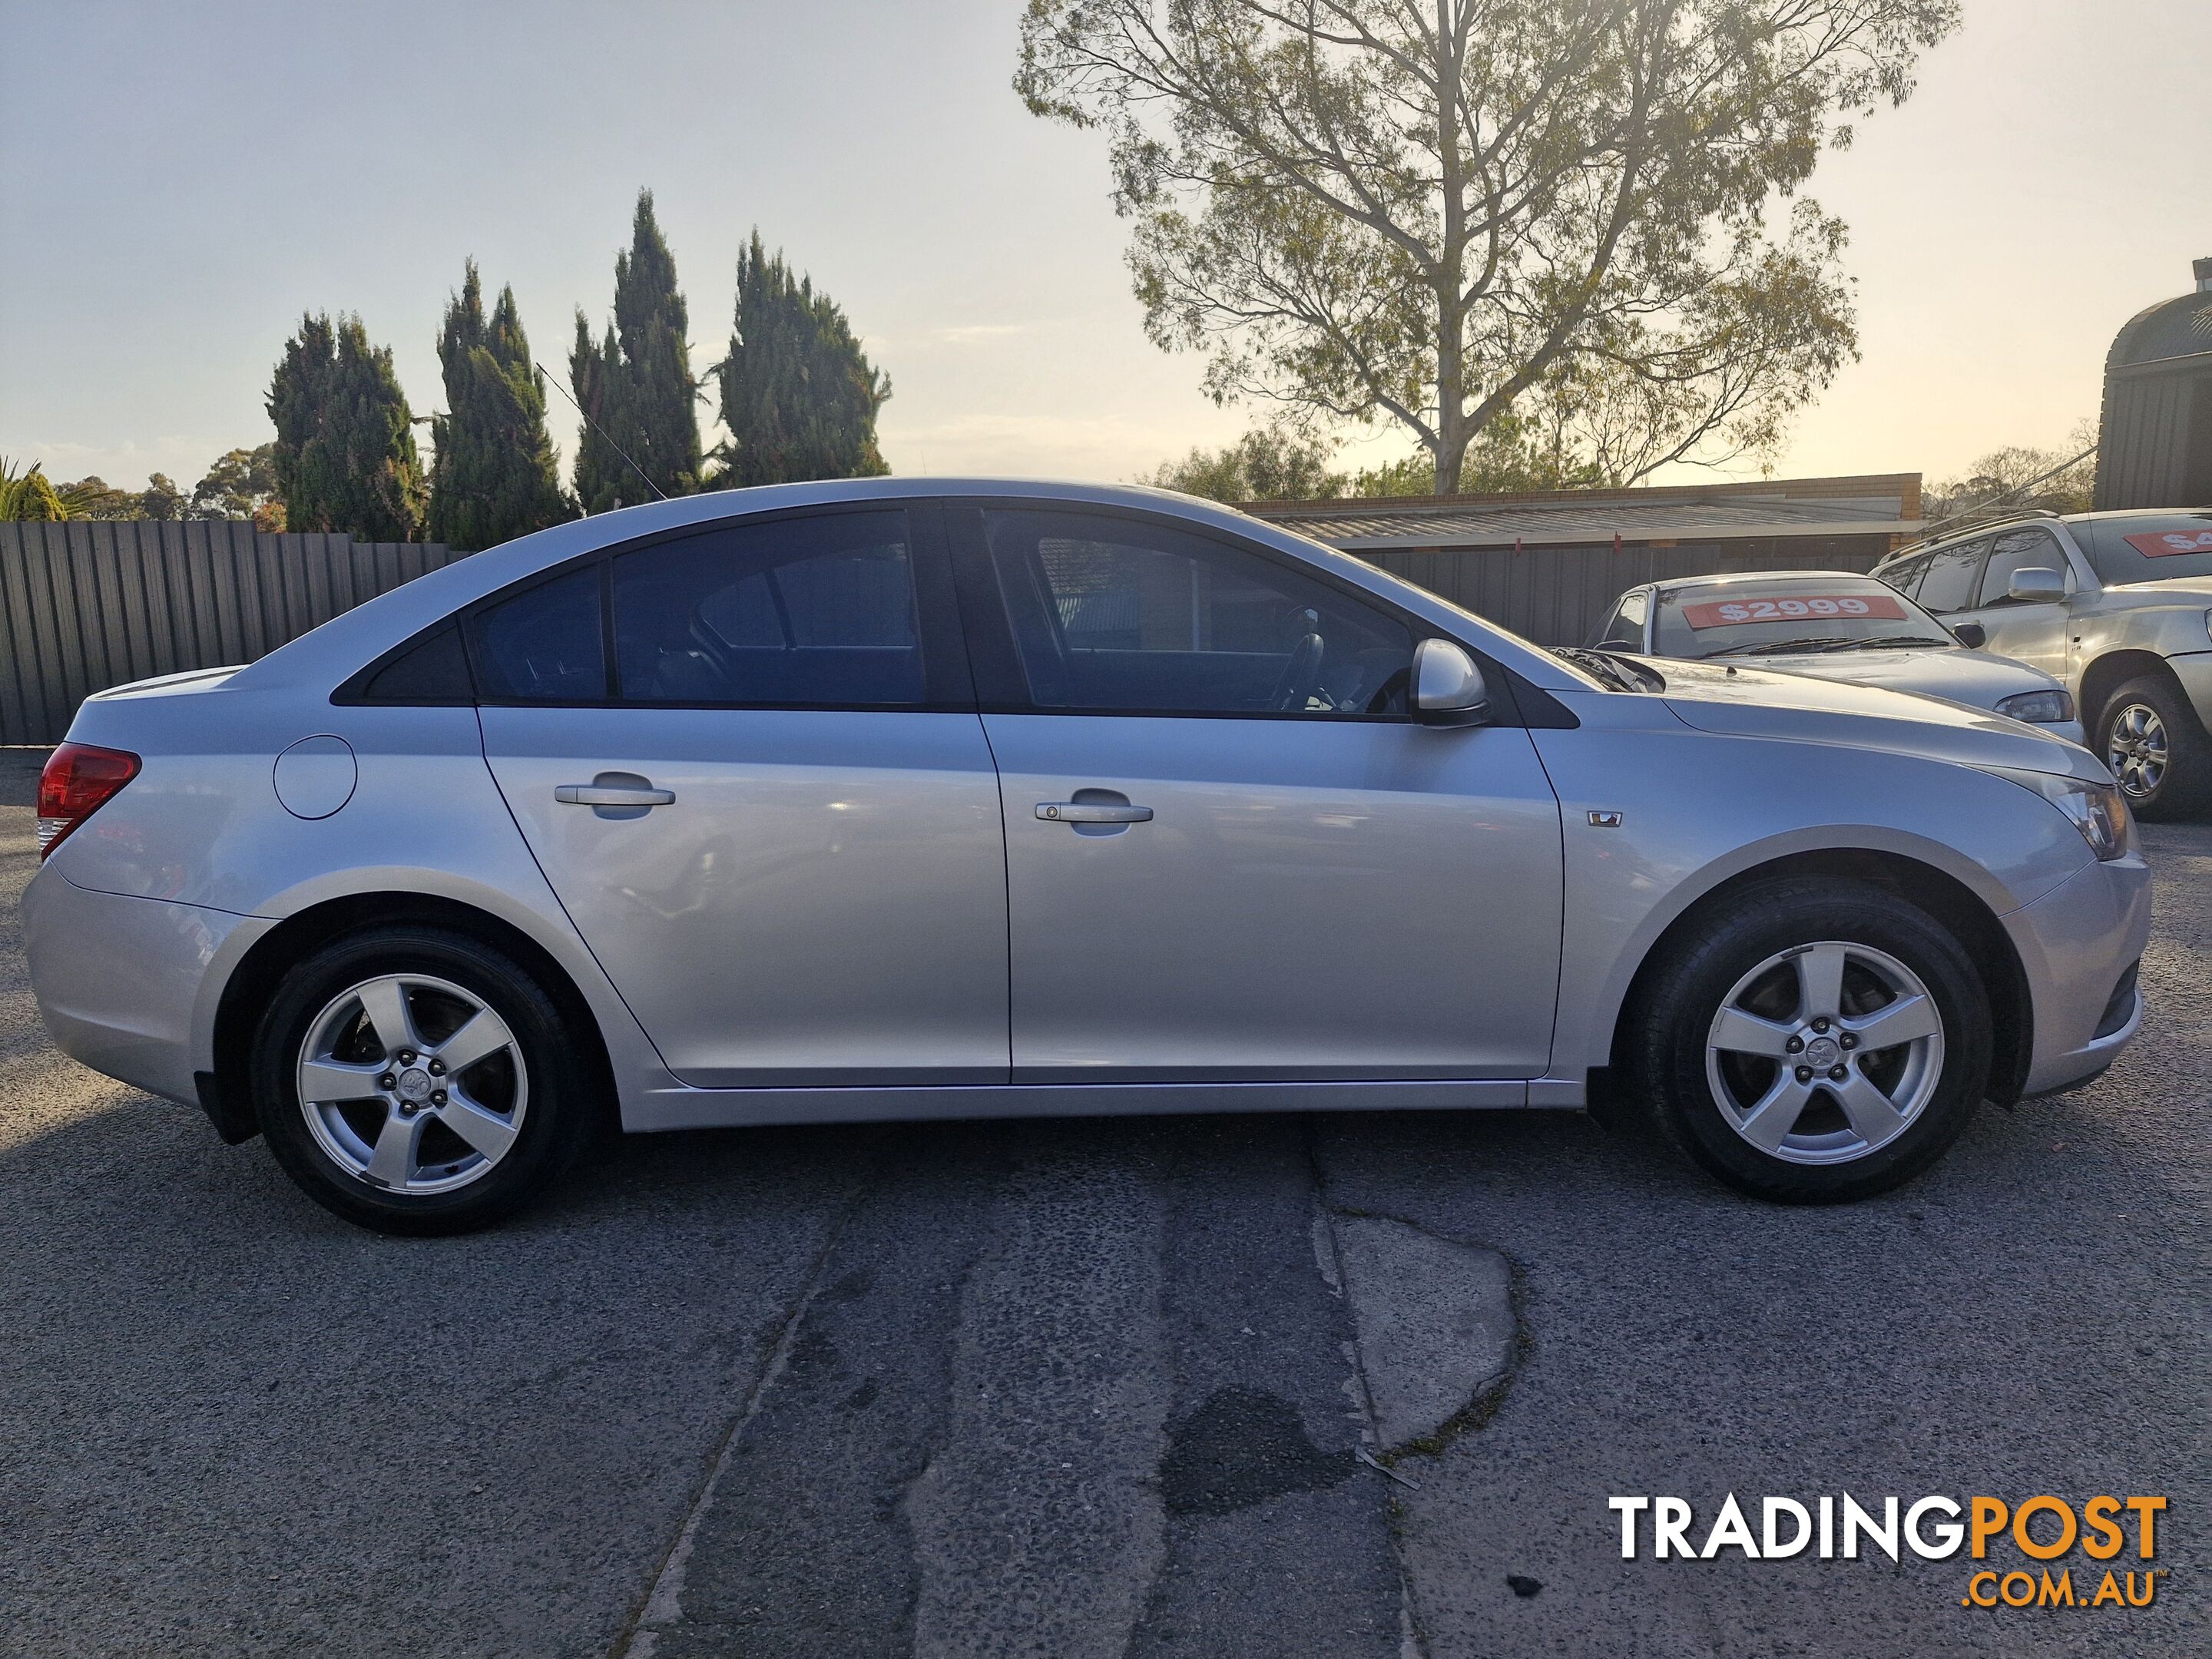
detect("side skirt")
(620, 1076), (1584, 1134)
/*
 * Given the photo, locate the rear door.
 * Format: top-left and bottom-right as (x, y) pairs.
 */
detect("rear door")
(950, 504), (1562, 1082)
(474, 505), (1009, 1088)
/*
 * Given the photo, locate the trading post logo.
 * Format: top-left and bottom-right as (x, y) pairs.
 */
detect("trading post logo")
(1608, 1494), (2167, 1609)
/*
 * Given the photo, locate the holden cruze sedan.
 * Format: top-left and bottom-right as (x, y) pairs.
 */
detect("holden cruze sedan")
(1588, 571), (2083, 743)
(24, 480), (2150, 1233)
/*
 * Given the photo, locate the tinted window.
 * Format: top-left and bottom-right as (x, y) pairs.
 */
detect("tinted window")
(982, 510), (1412, 716)
(1978, 527), (2066, 606)
(1912, 538), (1988, 614)
(1875, 551), (1930, 598)
(472, 567), (606, 701)
(355, 625), (473, 703)
(613, 511), (922, 706)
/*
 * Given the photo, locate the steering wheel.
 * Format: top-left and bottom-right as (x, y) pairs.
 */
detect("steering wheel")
(1270, 631), (1326, 710)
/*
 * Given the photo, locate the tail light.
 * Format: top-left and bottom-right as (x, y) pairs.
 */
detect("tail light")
(37, 743), (141, 859)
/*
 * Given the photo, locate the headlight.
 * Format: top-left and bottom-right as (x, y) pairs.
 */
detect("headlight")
(1989, 768), (2132, 860)
(1994, 689), (2075, 724)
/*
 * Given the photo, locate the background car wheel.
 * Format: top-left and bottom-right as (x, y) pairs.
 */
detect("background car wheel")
(2098, 674), (2211, 820)
(251, 926), (597, 1234)
(1625, 879), (1992, 1204)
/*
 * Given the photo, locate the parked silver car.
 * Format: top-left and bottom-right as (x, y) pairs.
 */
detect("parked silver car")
(1586, 571), (2083, 742)
(24, 481), (2149, 1232)
(1873, 511), (2212, 815)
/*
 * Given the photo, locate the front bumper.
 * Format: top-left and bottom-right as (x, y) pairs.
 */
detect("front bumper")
(2002, 849), (2153, 1098)
(22, 868), (269, 1109)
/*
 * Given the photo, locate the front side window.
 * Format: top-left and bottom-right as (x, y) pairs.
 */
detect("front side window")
(1912, 538), (1990, 614)
(1978, 528), (2066, 606)
(471, 566), (605, 701)
(1595, 590), (1647, 647)
(612, 511), (923, 706)
(982, 510), (1412, 716)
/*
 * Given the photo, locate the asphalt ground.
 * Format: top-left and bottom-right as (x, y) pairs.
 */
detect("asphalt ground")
(0, 747), (2203, 1656)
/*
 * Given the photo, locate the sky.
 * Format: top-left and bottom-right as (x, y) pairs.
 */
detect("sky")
(2, 0), (2207, 498)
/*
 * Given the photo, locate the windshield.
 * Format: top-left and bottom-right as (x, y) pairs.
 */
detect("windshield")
(2081, 514), (2212, 586)
(1650, 576), (1954, 659)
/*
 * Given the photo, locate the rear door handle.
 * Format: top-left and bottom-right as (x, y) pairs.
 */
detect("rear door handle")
(557, 783), (675, 806)
(1036, 801), (1153, 823)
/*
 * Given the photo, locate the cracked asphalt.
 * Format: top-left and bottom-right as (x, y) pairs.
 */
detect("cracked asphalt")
(1, 747), (2204, 1656)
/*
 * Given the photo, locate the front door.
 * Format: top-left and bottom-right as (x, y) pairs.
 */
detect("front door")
(952, 505), (1563, 1081)
(1946, 525), (2075, 681)
(473, 506), (1008, 1088)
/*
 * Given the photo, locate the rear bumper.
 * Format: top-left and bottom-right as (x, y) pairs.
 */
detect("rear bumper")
(22, 868), (268, 1109)
(2003, 849), (2153, 1098)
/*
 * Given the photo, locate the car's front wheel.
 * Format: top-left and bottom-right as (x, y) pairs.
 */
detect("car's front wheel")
(250, 926), (597, 1234)
(2098, 674), (2211, 820)
(1626, 879), (1992, 1203)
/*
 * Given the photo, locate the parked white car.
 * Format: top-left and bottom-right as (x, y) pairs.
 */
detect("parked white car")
(1588, 571), (2084, 743)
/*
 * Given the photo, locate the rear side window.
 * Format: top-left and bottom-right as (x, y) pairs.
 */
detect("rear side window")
(1912, 538), (1988, 614)
(471, 567), (606, 701)
(1875, 551), (1930, 598)
(612, 511), (923, 706)
(981, 508), (1412, 717)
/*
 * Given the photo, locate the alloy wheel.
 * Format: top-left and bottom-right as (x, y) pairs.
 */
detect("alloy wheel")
(1704, 942), (1944, 1166)
(2106, 702), (2168, 800)
(295, 973), (529, 1194)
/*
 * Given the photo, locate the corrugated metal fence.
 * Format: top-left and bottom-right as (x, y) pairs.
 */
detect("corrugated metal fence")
(0, 522), (460, 746)
(1358, 534), (1891, 648)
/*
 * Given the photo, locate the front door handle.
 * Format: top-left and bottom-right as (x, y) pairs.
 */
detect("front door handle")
(557, 783), (675, 807)
(1036, 801), (1153, 823)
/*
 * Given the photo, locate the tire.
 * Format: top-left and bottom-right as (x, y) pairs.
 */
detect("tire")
(2098, 674), (2212, 820)
(1624, 879), (1992, 1204)
(251, 926), (598, 1234)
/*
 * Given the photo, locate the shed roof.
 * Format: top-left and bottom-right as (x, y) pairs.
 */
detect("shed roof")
(1244, 472), (1922, 551)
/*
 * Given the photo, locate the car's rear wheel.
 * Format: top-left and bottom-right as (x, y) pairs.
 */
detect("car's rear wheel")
(1626, 879), (1992, 1203)
(2098, 674), (2211, 820)
(251, 926), (595, 1234)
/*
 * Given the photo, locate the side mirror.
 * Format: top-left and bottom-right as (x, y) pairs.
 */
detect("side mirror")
(1414, 638), (1490, 727)
(2008, 567), (2066, 604)
(1952, 621), (1987, 649)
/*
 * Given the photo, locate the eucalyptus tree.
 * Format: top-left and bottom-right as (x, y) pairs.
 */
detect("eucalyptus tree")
(1018, 0), (1956, 490)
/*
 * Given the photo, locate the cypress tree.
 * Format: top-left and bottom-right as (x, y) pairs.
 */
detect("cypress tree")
(570, 190), (700, 510)
(267, 313), (426, 539)
(427, 260), (571, 551)
(716, 231), (891, 487)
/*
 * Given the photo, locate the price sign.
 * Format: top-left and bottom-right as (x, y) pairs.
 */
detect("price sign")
(2124, 528), (2212, 558)
(1678, 593), (1908, 629)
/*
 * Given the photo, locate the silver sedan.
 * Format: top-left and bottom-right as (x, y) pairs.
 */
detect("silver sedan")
(23, 480), (2150, 1232)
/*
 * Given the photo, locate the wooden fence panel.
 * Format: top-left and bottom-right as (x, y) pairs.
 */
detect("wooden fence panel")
(0, 524), (459, 745)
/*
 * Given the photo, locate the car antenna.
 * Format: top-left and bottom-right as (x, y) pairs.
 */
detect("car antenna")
(536, 359), (669, 505)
